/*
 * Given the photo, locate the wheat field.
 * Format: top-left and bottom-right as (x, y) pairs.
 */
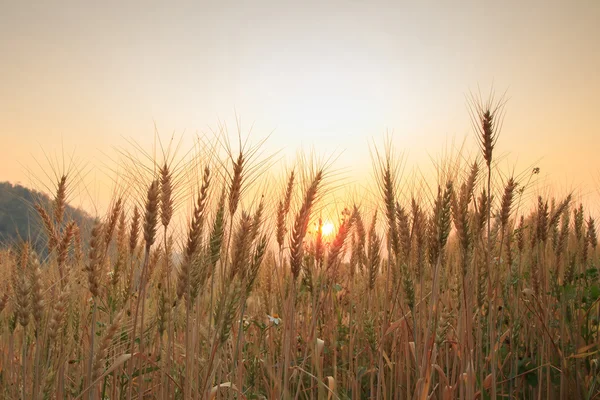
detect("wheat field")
(0, 98), (598, 400)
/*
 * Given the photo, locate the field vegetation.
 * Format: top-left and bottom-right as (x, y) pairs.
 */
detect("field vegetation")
(0, 97), (598, 399)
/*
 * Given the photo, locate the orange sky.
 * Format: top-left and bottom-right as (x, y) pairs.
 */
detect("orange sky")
(1, 1), (599, 213)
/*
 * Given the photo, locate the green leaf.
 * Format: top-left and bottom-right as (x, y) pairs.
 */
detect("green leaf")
(586, 268), (598, 280)
(563, 285), (577, 301)
(357, 366), (367, 380)
(525, 371), (539, 387)
(590, 285), (600, 302)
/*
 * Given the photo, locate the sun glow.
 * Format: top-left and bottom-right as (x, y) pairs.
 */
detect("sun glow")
(322, 222), (335, 236)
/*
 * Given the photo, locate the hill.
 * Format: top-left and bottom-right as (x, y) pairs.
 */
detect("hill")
(0, 181), (93, 253)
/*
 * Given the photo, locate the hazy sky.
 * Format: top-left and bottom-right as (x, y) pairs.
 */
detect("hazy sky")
(1, 0), (599, 208)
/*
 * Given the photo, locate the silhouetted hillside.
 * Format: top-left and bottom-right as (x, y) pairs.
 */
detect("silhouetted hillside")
(0, 181), (93, 253)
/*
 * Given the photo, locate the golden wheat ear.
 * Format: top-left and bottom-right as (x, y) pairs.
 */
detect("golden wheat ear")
(53, 174), (68, 227)
(228, 152), (244, 218)
(178, 166), (210, 302)
(367, 210), (381, 292)
(159, 163), (173, 229)
(128, 205), (140, 255)
(289, 170), (323, 280)
(85, 220), (104, 298)
(277, 169), (296, 250)
(12, 242), (31, 328)
(142, 180), (160, 252)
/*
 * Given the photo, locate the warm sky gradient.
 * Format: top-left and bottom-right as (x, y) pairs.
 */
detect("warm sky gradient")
(1, 1), (599, 210)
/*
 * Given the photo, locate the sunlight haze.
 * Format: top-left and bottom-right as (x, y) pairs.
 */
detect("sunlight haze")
(1, 0), (599, 210)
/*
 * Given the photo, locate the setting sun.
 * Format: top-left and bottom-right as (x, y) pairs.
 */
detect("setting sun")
(322, 222), (335, 236)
